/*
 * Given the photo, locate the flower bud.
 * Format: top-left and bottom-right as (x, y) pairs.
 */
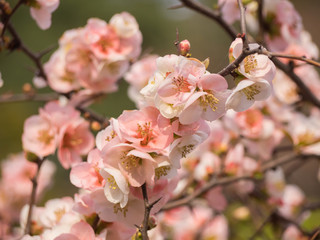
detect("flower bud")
(178, 39), (191, 56)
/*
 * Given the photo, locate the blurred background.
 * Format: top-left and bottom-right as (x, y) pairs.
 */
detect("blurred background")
(0, 0), (319, 205)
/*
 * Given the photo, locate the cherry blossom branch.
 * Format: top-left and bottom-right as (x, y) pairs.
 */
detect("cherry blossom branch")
(237, 0), (247, 36)
(176, 0), (320, 110)
(162, 152), (303, 211)
(25, 157), (45, 235)
(248, 209), (276, 240)
(140, 184), (161, 240)
(178, 0), (237, 39)
(0, 0), (24, 39)
(0, 92), (58, 103)
(269, 52), (320, 68)
(7, 22), (47, 81)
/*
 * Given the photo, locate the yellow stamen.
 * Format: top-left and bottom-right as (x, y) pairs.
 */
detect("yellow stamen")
(244, 55), (258, 73)
(199, 92), (219, 111)
(241, 85), (261, 100)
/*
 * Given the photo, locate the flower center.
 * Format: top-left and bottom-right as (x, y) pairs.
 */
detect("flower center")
(181, 144), (195, 158)
(107, 176), (117, 190)
(137, 122), (154, 146)
(113, 203), (128, 217)
(172, 76), (191, 92)
(199, 92), (219, 111)
(155, 166), (171, 180)
(121, 153), (142, 170)
(241, 85), (261, 100)
(37, 129), (54, 145)
(105, 130), (117, 142)
(244, 55), (258, 73)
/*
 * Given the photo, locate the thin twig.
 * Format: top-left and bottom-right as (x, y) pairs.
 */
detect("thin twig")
(7, 22), (47, 81)
(25, 157), (44, 235)
(0, 0), (24, 39)
(141, 183), (150, 240)
(140, 184), (162, 240)
(179, 0), (237, 39)
(0, 92), (58, 104)
(249, 210), (276, 240)
(269, 52), (320, 68)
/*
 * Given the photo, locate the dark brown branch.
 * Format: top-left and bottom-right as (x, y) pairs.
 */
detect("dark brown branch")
(0, 0), (24, 39)
(179, 0), (237, 39)
(249, 210), (276, 240)
(7, 22), (47, 81)
(272, 58), (320, 109)
(140, 184), (161, 240)
(25, 157), (44, 235)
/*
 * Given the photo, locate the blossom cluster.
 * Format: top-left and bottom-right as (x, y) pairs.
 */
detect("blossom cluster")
(44, 12), (142, 94)
(22, 101), (94, 169)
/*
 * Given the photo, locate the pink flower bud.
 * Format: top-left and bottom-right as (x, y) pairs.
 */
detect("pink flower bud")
(178, 39), (191, 56)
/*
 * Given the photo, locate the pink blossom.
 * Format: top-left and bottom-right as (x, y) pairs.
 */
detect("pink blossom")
(230, 38), (276, 82)
(218, 0), (240, 24)
(235, 108), (264, 139)
(205, 187), (227, 212)
(169, 125), (210, 169)
(0, 153), (55, 223)
(117, 107), (173, 153)
(30, 0), (60, 30)
(70, 149), (105, 190)
(278, 185), (305, 219)
(102, 143), (157, 187)
(39, 101), (80, 130)
(54, 221), (99, 240)
(22, 114), (57, 158)
(226, 79), (272, 112)
(45, 48), (81, 93)
(201, 215), (229, 240)
(100, 166), (129, 208)
(91, 189), (144, 227)
(282, 225), (306, 240)
(58, 118), (94, 169)
(178, 74), (230, 124)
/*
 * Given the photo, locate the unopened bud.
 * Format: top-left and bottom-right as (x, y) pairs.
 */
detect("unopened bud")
(233, 206), (250, 220)
(91, 121), (101, 131)
(23, 83), (34, 94)
(178, 39), (191, 56)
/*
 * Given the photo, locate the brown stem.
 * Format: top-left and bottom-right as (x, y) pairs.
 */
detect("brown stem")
(7, 22), (47, 81)
(25, 157), (44, 235)
(141, 183), (150, 240)
(0, 92), (58, 104)
(179, 0), (237, 39)
(0, 0), (24, 39)
(140, 184), (161, 240)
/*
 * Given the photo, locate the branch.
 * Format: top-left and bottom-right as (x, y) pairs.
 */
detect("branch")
(0, 0), (24, 39)
(162, 152), (300, 211)
(179, 0), (237, 39)
(25, 157), (44, 235)
(269, 52), (320, 68)
(7, 22), (47, 81)
(272, 58), (320, 109)
(0, 92), (58, 104)
(139, 184), (161, 240)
